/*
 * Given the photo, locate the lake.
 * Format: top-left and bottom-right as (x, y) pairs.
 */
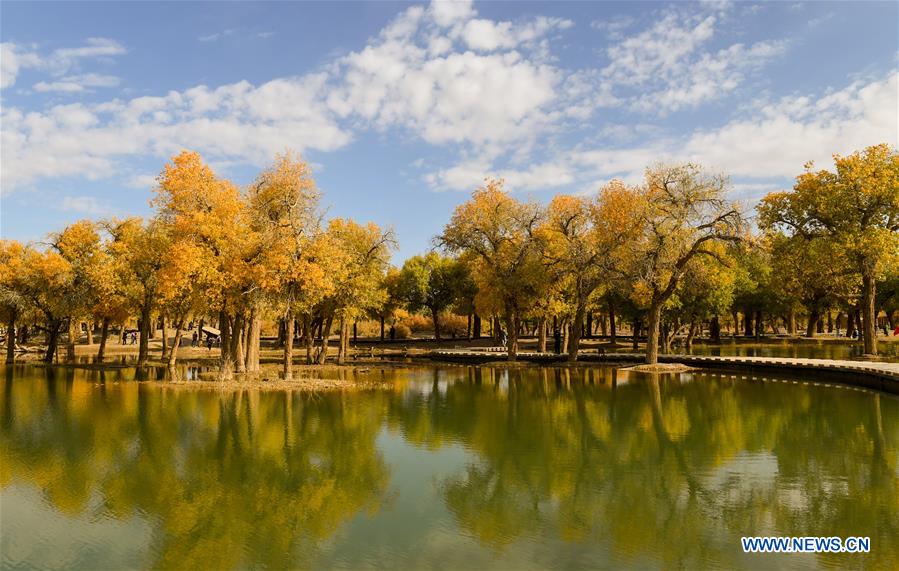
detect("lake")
(1, 364), (897, 570)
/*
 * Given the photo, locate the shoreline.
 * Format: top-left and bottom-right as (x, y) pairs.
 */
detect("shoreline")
(5, 337), (899, 395)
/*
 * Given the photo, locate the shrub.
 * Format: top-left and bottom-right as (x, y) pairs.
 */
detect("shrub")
(441, 314), (469, 337)
(400, 314), (433, 334)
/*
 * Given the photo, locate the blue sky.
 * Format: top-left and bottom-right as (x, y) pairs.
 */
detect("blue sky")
(1, 0), (896, 261)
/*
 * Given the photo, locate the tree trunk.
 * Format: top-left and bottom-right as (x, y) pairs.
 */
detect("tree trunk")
(5, 312), (15, 364)
(337, 316), (347, 365)
(503, 309), (518, 361)
(317, 315), (333, 364)
(788, 311), (796, 335)
(161, 316), (169, 359)
(754, 310), (762, 341)
(380, 316), (385, 342)
(662, 317), (677, 353)
(283, 309), (294, 379)
(710, 315), (721, 343)
(219, 310), (232, 378)
(608, 301), (617, 345)
(743, 310), (753, 337)
(138, 301), (152, 366)
(245, 309), (261, 373)
(44, 319), (62, 363)
(827, 311), (834, 333)
(473, 314), (481, 339)
(167, 320), (184, 369)
(567, 303), (586, 362)
(97, 317), (109, 362)
(806, 310), (819, 337)
(431, 308), (441, 340)
(731, 310), (739, 338)
(232, 313), (246, 374)
(66, 318), (77, 361)
(466, 314), (472, 339)
(586, 312), (593, 339)
(537, 317), (547, 352)
(276, 317), (286, 349)
(632, 320), (640, 351)
(645, 302), (663, 365)
(861, 270), (878, 355)
(685, 319), (697, 349)
(304, 314), (315, 364)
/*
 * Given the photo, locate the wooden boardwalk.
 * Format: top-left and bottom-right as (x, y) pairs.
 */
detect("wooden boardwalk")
(427, 349), (899, 394)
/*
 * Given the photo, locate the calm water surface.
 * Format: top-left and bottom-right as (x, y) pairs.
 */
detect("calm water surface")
(673, 340), (899, 361)
(1, 364), (897, 570)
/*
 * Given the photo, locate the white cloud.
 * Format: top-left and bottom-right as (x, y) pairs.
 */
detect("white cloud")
(58, 196), (116, 216)
(33, 73), (121, 93)
(4, 0), (886, 204)
(423, 71), (897, 196)
(590, 15), (635, 39)
(1, 73), (351, 188)
(325, 2), (574, 153)
(198, 29), (235, 42)
(1, 42), (42, 88)
(426, 157), (576, 192)
(429, 0), (475, 28)
(808, 12), (835, 27)
(52, 37), (125, 62)
(680, 72), (898, 179)
(125, 173), (158, 189)
(596, 6), (788, 113)
(1, 38), (125, 90)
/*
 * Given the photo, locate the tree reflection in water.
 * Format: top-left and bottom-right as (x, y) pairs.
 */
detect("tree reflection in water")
(1, 365), (389, 569)
(388, 367), (898, 569)
(1, 364), (897, 569)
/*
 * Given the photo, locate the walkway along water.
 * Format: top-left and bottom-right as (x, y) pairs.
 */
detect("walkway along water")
(427, 350), (899, 394)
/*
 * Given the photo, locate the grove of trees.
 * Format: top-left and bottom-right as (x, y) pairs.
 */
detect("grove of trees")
(1, 144), (897, 369)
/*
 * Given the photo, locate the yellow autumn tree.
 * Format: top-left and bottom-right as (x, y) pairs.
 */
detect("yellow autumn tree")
(105, 217), (170, 366)
(0, 240), (30, 363)
(154, 150), (250, 375)
(537, 183), (640, 361)
(439, 179), (544, 361)
(325, 218), (395, 365)
(250, 151), (331, 377)
(758, 144), (899, 355)
(621, 164), (743, 364)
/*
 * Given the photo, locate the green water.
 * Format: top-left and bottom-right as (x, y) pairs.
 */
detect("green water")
(1, 364), (897, 570)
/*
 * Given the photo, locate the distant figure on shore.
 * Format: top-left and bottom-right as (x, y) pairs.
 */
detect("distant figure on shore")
(131, 331), (137, 345)
(894, 325), (899, 336)
(498, 329), (507, 348)
(122, 330), (128, 344)
(206, 336), (213, 351)
(192, 331), (198, 347)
